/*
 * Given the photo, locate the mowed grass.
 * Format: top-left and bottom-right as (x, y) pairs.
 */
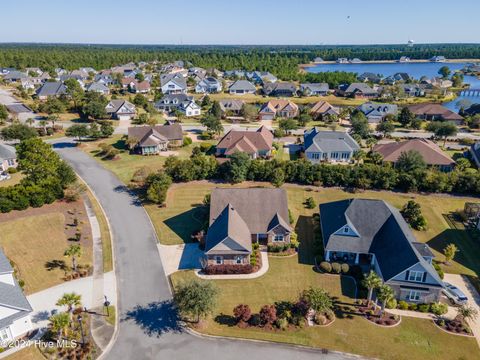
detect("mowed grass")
(4, 346), (45, 360)
(0, 172), (23, 187)
(0, 213), (92, 294)
(171, 257), (479, 360)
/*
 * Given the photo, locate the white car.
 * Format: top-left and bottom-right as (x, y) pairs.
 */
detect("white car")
(443, 282), (468, 305)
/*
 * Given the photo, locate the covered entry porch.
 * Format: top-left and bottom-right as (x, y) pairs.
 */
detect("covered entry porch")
(325, 250), (374, 266)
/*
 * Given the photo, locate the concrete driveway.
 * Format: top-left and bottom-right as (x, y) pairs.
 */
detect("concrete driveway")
(158, 243), (203, 276)
(0, 87), (41, 123)
(443, 273), (480, 347)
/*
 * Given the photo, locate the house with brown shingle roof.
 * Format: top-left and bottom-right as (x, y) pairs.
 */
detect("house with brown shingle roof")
(407, 103), (464, 125)
(373, 139), (455, 172)
(215, 126), (273, 159)
(258, 99), (299, 120)
(205, 188), (291, 266)
(310, 100), (340, 119)
(127, 124), (183, 155)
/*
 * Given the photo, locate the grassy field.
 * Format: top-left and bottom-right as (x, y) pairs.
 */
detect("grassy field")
(0, 211), (92, 294)
(4, 346), (45, 360)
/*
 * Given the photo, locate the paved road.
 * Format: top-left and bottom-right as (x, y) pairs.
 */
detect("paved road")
(0, 88), (42, 123)
(54, 141), (360, 360)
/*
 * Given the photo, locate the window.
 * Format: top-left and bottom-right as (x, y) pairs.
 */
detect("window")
(7, 159), (14, 166)
(407, 290), (420, 301)
(215, 256), (223, 265)
(408, 271), (424, 282)
(0, 328), (8, 341)
(343, 227), (349, 233)
(311, 153), (320, 160)
(235, 256), (242, 264)
(273, 234), (284, 242)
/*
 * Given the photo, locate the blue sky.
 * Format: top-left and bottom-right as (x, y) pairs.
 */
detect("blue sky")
(1, 0), (479, 45)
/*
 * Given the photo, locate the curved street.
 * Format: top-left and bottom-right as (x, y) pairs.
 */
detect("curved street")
(54, 142), (359, 360)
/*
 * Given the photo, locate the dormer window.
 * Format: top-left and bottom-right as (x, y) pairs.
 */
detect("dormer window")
(408, 271), (424, 282)
(343, 227), (349, 234)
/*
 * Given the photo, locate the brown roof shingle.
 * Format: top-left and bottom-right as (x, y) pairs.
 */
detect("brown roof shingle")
(216, 126), (273, 155)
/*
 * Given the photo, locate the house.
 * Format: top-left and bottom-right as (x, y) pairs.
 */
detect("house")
(36, 81), (67, 100)
(247, 71), (277, 85)
(300, 83), (329, 96)
(105, 100), (136, 120)
(400, 84), (426, 97)
(219, 99), (245, 116)
(86, 82), (110, 95)
(224, 70), (247, 79)
(469, 142), (480, 168)
(3, 71), (27, 82)
(358, 72), (383, 83)
(304, 128), (360, 163)
(205, 188), (291, 266)
(422, 77), (453, 89)
(310, 101), (340, 119)
(319, 198), (444, 303)
(258, 99), (298, 120)
(373, 139), (456, 172)
(350, 58), (362, 63)
(263, 82), (297, 97)
(228, 80), (256, 95)
(398, 56), (411, 63)
(357, 102), (398, 123)
(0, 144), (17, 172)
(94, 74), (113, 86)
(313, 57), (324, 63)
(337, 58), (349, 64)
(132, 81), (151, 94)
(337, 83), (378, 99)
(0, 249), (33, 341)
(407, 103), (464, 124)
(160, 73), (187, 94)
(154, 94), (201, 117)
(195, 77), (222, 93)
(20, 79), (35, 90)
(464, 104), (480, 117)
(430, 56), (446, 62)
(216, 126), (273, 159)
(127, 124), (183, 155)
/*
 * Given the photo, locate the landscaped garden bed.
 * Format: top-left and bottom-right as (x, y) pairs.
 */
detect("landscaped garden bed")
(435, 317), (473, 336)
(358, 300), (401, 327)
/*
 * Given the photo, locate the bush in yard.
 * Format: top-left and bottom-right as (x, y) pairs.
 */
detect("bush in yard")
(401, 200), (427, 230)
(7, 167), (17, 174)
(259, 305), (277, 326)
(433, 261), (444, 279)
(340, 263), (349, 274)
(249, 314), (262, 327)
(331, 262), (341, 274)
(319, 261), (332, 273)
(408, 303), (418, 311)
(398, 301), (409, 310)
(386, 298), (397, 309)
(430, 303), (448, 315)
(200, 142), (213, 153)
(249, 255), (257, 267)
(233, 304), (252, 324)
(183, 137), (193, 146)
(314, 313), (328, 325)
(325, 309), (335, 321)
(204, 264), (253, 275)
(305, 197), (316, 209)
(418, 304), (430, 313)
(275, 317), (289, 330)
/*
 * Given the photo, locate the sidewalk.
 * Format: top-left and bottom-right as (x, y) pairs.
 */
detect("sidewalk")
(388, 306), (456, 321)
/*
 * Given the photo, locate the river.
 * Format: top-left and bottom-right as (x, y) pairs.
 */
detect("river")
(306, 62), (480, 112)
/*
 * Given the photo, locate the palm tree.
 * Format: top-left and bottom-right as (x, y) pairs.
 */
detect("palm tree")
(352, 149), (366, 165)
(457, 305), (478, 323)
(25, 118), (35, 127)
(49, 312), (70, 339)
(362, 271), (382, 305)
(376, 284), (395, 317)
(56, 292), (82, 324)
(39, 119), (47, 131)
(47, 114), (59, 128)
(367, 151), (383, 165)
(366, 137), (378, 151)
(64, 244), (82, 272)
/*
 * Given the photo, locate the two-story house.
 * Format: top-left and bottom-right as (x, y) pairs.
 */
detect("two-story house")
(160, 73), (187, 94)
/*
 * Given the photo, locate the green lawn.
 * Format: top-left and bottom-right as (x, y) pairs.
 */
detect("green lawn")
(0, 172), (23, 187)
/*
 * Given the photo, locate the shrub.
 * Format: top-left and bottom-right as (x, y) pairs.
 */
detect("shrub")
(200, 142), (213, 152)
(398, 301), (409, 310)
(331, 262), (341, 274)
(438, 319), (446, 327)
(204, 264), (253, 275)
(249, 255), (257, 267)
(408, 303), (418, 311)
(319, 261), (332, 273)
(259, 305), (277, 325)
(7, 167), (17, 174)
(275, 317), (289, 330)
(290, 239), (300, 249)
(233, 304), (252, 323)
(325, 309), (335, 321)
(386, 298), (397, 309)
(430, 302), (448, 316)
(252, 242), (260, 250)
(249, 314), (262, 327)
(314, 313), (327, 325)
(183, 137), (193, 146)
(305, 197), (316, 209)
(418, 304), (430, 313)
(433, 262), (444, 279)
(340, 263), (349, 274)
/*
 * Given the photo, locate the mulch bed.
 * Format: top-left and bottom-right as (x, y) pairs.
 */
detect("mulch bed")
(435, 317), (474, 336)
(358, 301), (400, 327)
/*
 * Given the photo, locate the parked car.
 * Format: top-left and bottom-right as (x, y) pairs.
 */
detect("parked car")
(443, 282), (468, 305)
(0, 172), (11, 181)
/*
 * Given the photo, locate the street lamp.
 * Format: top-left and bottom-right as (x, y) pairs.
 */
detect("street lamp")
(77, 314), (85, 346)
(104, 295), (111, 317)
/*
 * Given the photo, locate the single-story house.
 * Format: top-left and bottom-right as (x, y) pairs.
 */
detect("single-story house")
(384, 72), (412, 85)
(105, 100), (136, 120)
(219, 99), (245, 116)
(86, 82), (110, 95)
(357, 102), (398, 123)
(304, 128), (360, 163)
(127, 124), (183, 155)
(0, 144), (17, 172)
(0, 249), (33, 341)
(400, 84), (426, 97)
(228, 80), (256, 95)
(258, 99), (298, 120)
(195, 77), (222, 93)
(246, 71), (278, 85)
(216, 126), (273, 159)
(320, 198), (444, 303)
(373, 139), (456, 172)
(205, 188), (291, 266)
(155, 94), (201, 117)
(263, 82), (297, 97)
(36, 81), (67, 100)
(430, 56), (446, 62)
(20, 79), (35, 90)
(310, 101), (340, 119)
(337, 83), (378, 98)
(3, 71), (27, 82)
(407, 103), (464, 125)
(300, 83), (329, 96)
(160, 73), (187, 94)
(358, 72), (383, 83)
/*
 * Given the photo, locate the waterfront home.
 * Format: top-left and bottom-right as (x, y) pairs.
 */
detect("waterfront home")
(337, 83), (378, 99)
(430, 56), (446, 62)
(228, 80), (256, 95)
(105, 99), (136, 120)
(258, 99), (298, 120)
(195, 77), (222, 93)
(309, 100), (340, 119)
(127, 124), (183, 155)
(385, 72), (412, 84)
(299, 83), (329, 96)
(357, 102), (398, 123)
(400, 84), (426, 97)
(314, 57), (324, 63)
(160, 73), (187, 94)
(303, 128), (360, 163)
(263, 82), (297, 97)
(205, 188), (291, 266)
(247, 71), (278, 84)
(407, 103), (464, 124)
(215, 126), (273, 159)
(373, 139), (455, 171)
(337, 58), (349, 64)
(398, 56), (411, 63)
(320, 198), (443, 303)
(358, 72), (383, 83)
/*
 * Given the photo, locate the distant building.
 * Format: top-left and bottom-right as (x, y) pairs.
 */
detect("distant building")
(407, 103), (464, 124)
(263, 82), (297, 97)
(258, 99), (298, 120)
(105, 100), (136, 120)
(36, 81), (67, 100)
(430, 56), (446, 63)
(398, 56), (411, 63)
(228, 80), (256, 95)
(337, 83), (378, 99)
(357, 102), (398, 123)
(299, 83), (329, 96)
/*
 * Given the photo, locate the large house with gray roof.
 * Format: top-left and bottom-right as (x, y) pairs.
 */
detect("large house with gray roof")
(36, 81), (67, 100)
(127, 124), (183, 155)
(337, 83), (378, 99)
(304, 128), (360, 163)
(0, 249), (33, 341)
(320, 199), (444, 303)
(205, 188), (291, 267)
(0, 144), (17, 172)
(228, 80), (256, 95)
(160, 73), (187, 94)
(357, 102), (398, 123)
(105, 100), (136, 120)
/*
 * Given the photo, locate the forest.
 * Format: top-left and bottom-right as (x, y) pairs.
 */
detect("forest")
(1, 43), (480, 81)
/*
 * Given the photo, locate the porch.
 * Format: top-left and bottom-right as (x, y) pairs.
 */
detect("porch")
(325, 250), (374, 267)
